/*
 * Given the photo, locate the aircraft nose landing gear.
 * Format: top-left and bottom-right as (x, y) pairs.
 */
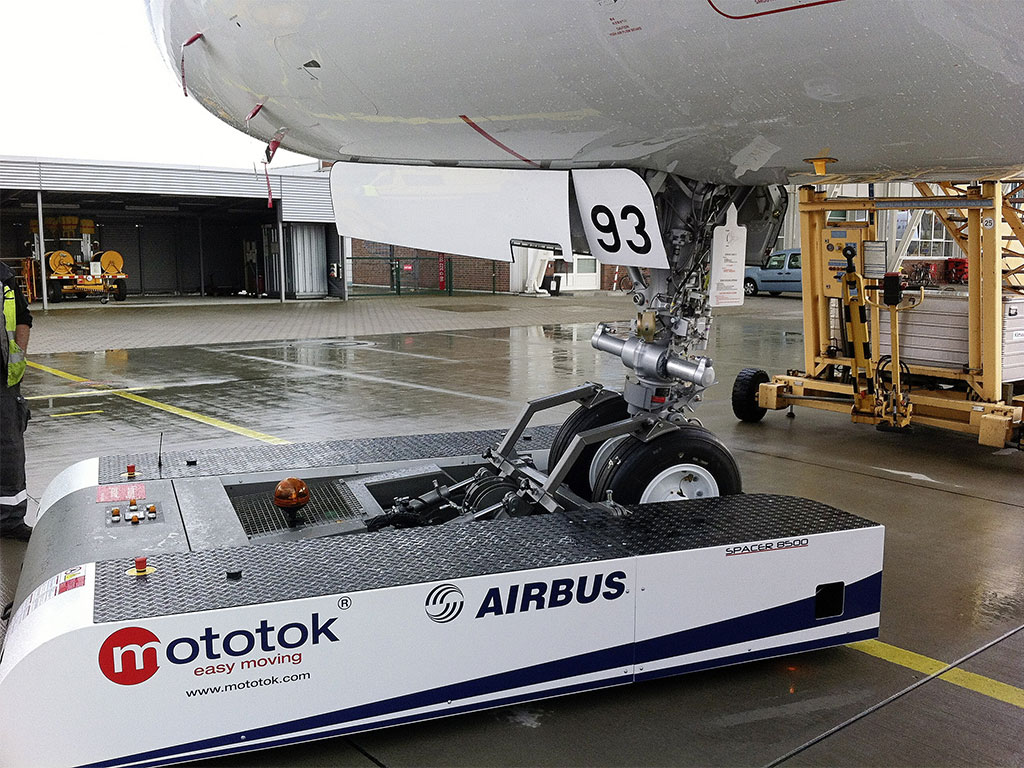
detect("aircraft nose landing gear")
(369, 174), (782, 527)
(578, 175), (785, 503)
(362, 382), (744, 533)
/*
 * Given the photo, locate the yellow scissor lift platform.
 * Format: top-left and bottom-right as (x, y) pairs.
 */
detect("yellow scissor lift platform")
(732, 181), (1024, 448)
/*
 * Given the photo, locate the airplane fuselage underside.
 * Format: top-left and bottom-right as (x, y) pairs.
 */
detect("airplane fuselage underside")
(150, 0), (1024, 183)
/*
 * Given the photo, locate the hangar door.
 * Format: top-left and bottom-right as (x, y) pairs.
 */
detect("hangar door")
(93, 221), (181, 294)
(95, 223), (142, 293)
(263, 223), (328, 299)
(290, 224), (327, 299)
(139, 222), (179, 293)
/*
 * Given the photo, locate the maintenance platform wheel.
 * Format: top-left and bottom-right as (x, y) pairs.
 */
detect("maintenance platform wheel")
(547, 393), (630, 499)
(732, 367), (770, 423)
(743, 278), (758, 297)
(46, 281), (63, 303)
(113, 279), (128, 302)
(591, 426), (741, 504)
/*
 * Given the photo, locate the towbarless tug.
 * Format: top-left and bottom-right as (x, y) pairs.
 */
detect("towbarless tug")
(1, 380), (883, 768)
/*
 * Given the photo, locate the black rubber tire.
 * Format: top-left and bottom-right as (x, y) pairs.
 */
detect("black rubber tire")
(113, 279), (128, 302)
(548, 394), (630, 498)
(769, 291), (782, 297)
(732, 368), (770, 422)
(591, 426), (741, 504)
(47, 281), (63, 303)
(743, 278), (757, 297)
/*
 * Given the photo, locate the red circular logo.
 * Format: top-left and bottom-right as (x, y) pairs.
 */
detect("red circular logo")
(98, 627), (161, 685)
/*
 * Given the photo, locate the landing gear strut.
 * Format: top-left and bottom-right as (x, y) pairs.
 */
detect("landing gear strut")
(368, 175), (785, 528)
(579, 175), (786, 497)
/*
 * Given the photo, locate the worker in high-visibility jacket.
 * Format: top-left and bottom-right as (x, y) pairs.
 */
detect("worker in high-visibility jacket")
(1, 261), (32, 540)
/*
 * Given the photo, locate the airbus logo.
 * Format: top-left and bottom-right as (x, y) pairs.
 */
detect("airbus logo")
(476, 571), (627, 618)
(424, 572), (628, 626)
(424, 584), (464, 623)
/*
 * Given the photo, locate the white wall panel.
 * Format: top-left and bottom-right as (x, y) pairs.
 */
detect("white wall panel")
(0, 158), (330, 215)
(289, 224), (327, 298)
(281, 176), (335, 223)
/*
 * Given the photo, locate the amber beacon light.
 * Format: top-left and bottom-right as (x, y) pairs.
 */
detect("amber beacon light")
(273, 477), (310, 509)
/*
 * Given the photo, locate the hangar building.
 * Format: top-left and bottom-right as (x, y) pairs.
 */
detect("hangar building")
(0, 156), (344, 300)
(0, 156), (609, 301)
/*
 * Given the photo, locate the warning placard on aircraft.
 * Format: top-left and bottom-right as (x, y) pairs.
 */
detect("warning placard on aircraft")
(709, 204), (746, 307)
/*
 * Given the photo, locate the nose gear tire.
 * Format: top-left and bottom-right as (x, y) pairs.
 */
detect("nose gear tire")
(547, 394), (629, 498)
(590, 427), (742, 504)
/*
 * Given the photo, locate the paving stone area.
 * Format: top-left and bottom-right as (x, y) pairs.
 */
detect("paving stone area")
(26, 292), (636, 353)
(25, 292), (804, 354)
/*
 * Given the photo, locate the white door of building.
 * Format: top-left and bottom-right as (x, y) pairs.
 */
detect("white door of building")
(559, 254), (600, 290)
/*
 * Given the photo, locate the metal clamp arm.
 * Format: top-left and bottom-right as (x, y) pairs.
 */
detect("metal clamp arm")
(493, 383), (607, 459)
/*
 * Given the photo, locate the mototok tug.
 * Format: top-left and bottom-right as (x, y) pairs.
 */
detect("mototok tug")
(0, 169), (883, 768)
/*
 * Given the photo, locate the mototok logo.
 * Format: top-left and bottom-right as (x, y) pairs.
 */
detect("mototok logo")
(97, 613), (339, 686)
(99, 626), (162, 685)
(424, 584), (464, 623)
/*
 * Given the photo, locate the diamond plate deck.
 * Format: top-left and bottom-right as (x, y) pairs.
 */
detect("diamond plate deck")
(570, 495), (873, 556)
(93, 494), (877, 623)
(97, 427), (558, 483)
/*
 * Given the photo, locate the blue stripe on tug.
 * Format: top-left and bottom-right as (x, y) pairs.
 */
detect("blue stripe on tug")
(635, 571), (883, 676)
(85, 571), (881, 768)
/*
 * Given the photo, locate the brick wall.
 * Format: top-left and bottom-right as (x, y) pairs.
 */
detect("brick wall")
(598, 264), (650, 291)
(449, 255), (509, 292)
(349, 240), (509, 292)
(600, 263), (622, 291)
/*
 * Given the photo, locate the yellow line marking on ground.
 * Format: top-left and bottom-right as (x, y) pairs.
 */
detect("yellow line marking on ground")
(27, 361), (92, 383)
(850, 639), (1024, 710)
(27, 386), (155, 400)
(27, 361), (290, 445)
(116, 392), (291, 445)
(49, 410), (104, 418)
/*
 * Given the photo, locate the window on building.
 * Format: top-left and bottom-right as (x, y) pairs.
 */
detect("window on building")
(908, 210), (957, 259)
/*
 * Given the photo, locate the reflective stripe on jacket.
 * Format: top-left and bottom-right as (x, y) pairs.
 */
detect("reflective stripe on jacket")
(3, 284), (26, 387)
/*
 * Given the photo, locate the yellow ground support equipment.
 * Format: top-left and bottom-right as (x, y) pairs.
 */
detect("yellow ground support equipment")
(47, 250), (76, 275)
(34, 217), (129, 303)
(732, 181), (1024, 448)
